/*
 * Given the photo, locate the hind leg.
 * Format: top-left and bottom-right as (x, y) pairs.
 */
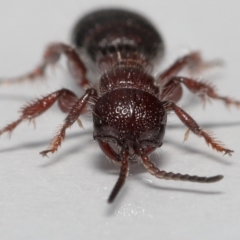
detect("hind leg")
(0, 43), (90, 88)
(157, 52), (222, 86)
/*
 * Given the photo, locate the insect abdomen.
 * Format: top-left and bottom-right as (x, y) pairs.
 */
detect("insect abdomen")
(72, 9), (164, 63)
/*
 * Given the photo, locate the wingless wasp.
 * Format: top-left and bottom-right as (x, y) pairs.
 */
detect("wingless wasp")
(1, 9), (239, 202)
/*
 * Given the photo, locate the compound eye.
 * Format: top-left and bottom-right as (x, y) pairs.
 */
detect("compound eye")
(139, 126), (165, 146)
(94, 125), (121, 141)
(139, 140), (160, 149)
(95, 134), (120, 145)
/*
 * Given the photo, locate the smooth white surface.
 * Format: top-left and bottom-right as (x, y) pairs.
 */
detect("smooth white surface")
(1, 1), (240, 239)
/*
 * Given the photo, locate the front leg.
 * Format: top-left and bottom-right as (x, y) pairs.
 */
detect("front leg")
(165, 102), (233, 155)
(40, 88), (98, 156)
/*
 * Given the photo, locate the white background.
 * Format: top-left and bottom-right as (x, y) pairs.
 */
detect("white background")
(1, 0), (240, 239)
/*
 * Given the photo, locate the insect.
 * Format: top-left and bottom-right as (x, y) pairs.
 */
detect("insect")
(0, 9), (239, 203)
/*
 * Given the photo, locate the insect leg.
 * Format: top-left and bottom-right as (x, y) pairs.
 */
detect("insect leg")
(164, 102), (234, 155)
(141, 155), (223, 183)
(40, 88), (97, 156)
(164, 76), (240, 108)
(157, 52), (222, 86)
(0, 43), (90, 88)
(0, 88), (78, 137)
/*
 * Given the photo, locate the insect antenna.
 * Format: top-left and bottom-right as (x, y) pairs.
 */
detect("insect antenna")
(108, 148), (129, 203)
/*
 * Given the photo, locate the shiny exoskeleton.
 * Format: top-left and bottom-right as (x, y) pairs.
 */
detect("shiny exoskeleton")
(1, 9), (240, 203)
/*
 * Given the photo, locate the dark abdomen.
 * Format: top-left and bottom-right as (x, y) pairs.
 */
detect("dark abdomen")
(71, 9), (164, 63)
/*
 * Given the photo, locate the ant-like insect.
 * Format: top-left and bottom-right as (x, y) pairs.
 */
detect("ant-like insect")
(0, 9), (239, 203)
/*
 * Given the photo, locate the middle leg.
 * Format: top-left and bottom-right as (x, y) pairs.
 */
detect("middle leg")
(162, 76), (240, 107)
(0, 88), (78, 137)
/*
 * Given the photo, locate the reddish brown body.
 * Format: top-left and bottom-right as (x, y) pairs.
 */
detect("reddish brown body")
(0, 9), (239, 203)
